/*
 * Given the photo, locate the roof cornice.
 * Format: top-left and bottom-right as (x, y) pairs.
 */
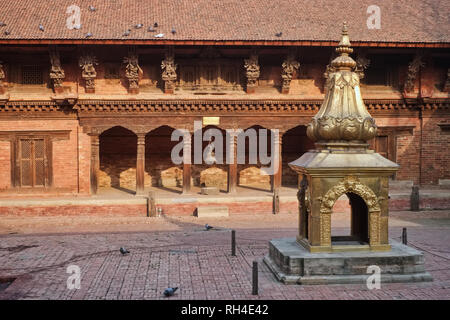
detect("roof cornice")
(1, 39), (449, 48)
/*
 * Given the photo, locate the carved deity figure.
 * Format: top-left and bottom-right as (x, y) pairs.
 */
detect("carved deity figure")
(49, 48), (65, 90)
(78, 54), (98, 92)
(0, 61), (5, 94)
(161, 51), (177, 92)
(404, 54), (425, 93)
(444, 68), (450, 92)
(0, 61), (5, 83)
(281, 54), (300, 93)
(123, 53), (142, 90)
(244, 54), (260, 87)
(355, 53), (370, 80)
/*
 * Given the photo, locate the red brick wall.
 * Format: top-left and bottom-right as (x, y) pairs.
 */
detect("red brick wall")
(0, 119), (90, 195)
(374, 117), (421, 184)
(420, 115), (450, 185)
(0, 140), (10, 190)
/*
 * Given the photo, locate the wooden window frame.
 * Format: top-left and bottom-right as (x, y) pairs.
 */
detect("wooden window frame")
(21, 65), (45, 85)
(0, 130), (70, 189)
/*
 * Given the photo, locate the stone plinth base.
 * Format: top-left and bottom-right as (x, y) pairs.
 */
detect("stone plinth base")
(263, 238), (432, 285)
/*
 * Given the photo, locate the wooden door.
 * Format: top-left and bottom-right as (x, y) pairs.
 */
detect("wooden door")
(18, 138), (46, 187)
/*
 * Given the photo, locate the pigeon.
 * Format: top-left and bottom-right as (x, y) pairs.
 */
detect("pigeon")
(39, 24), (44, 31)
(135, 23), (143, 29)
(205, 224), (213, 231)
(123, 29), (131, 36)
(171, 28), (176, 35)
(163, 287), (178, 297)
(0, 22), (6, 27)
(4, 30), (10, 35)
(85, 32), (93, 38)
(147, 26), (155, 32)
(154, 33), (164, 38)
(89, 5), (96, 12)
(275, 32), (282, 37)
(119, 247), (130, 255)
(153, 22), (158, 28)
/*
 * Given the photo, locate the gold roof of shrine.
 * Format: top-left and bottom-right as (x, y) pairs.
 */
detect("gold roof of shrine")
(306, 22), (377, 149)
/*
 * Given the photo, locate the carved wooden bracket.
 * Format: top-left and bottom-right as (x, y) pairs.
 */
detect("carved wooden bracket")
(161, 46), (177, 94)
(0, 60), (6, 95)
(79, 53), (98, 93)
(281, 52), (300, 94)
(49, 46), (65, 94)
(355, 50), (370, 80)
(404, 53), (425, 94)
(123, 46), (142, 94)
(244, 52), (260, 94)
(444, 68), (450, 93)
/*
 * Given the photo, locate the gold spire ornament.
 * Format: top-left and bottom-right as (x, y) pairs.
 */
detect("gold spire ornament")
(265, 23), (431, 286)
(307, 22), (377, 148)
(288, 22), (399, 253)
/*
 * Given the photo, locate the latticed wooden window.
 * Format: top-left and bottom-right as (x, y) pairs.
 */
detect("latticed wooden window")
(21, 65), (44, 84)
(18, 138), (46, 187)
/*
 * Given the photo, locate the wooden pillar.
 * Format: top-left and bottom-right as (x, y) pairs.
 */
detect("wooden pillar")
(227, 133), (237, 193)
(182, 132), (191, 194)
(271, 132), (283, 192)
(136, 133), (146, 195)
(90, 134), (100, 195)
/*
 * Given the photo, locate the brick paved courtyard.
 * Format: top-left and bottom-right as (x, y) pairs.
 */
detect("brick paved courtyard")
(0, 211), (449, 300)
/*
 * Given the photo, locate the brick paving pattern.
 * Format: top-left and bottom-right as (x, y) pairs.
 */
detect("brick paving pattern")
(0, 212), (449, 300)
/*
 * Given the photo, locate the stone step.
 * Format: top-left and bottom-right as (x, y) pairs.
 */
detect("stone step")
(196, 206), (229, 218)
(200, 186), (220, 195)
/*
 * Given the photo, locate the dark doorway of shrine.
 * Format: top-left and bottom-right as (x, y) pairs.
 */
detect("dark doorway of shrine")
(146, 126), (182, 194)
(331, 192), (369, 245)
(99, 126), (137, 194)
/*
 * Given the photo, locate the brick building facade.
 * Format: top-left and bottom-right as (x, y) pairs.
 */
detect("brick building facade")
(0, 1), (449, 211)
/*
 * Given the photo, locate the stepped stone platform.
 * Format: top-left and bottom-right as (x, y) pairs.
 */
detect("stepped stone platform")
(0, 184), (449, 216)
(264, 238), (433, 285)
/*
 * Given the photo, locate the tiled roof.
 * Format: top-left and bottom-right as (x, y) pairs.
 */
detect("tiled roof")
(0, 0), (449, 43)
